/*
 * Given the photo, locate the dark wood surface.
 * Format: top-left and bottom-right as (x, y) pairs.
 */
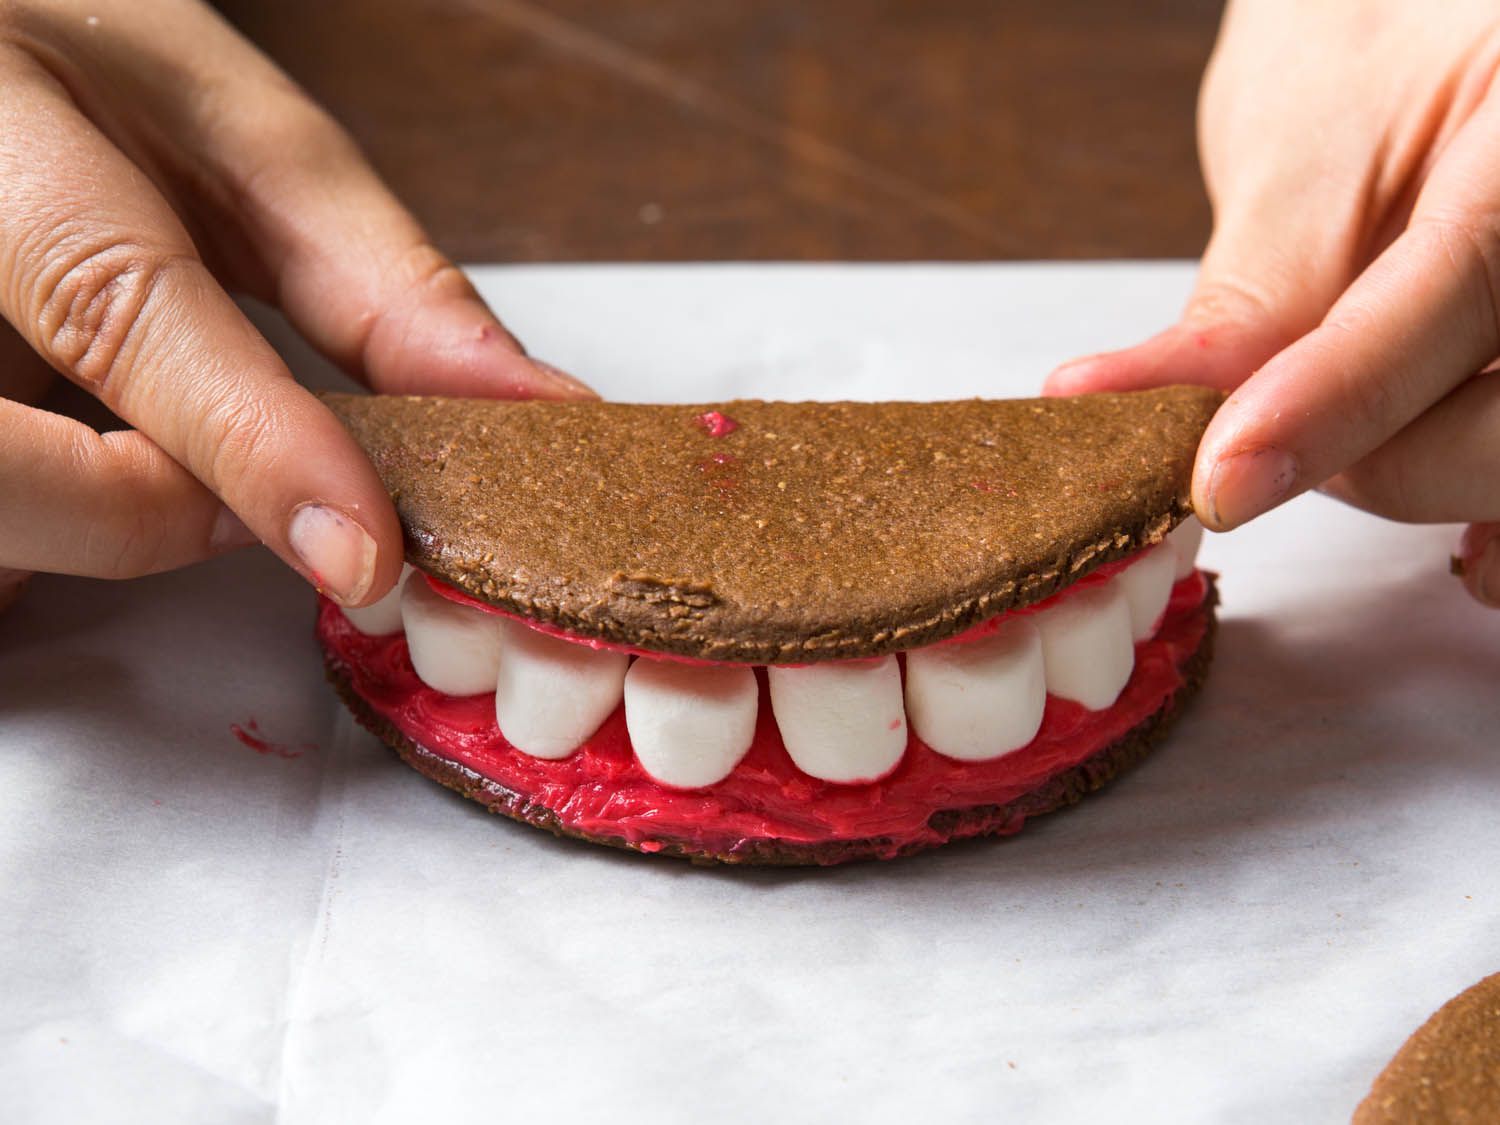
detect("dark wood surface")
(216, 0), (1222, 262)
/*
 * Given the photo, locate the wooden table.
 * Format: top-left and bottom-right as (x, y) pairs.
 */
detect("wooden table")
(216, 0), (1221, 262)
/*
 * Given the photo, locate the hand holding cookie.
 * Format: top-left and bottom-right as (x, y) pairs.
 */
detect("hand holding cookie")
(1046, 0), (1500, 608)
(0, 0), (590, 613)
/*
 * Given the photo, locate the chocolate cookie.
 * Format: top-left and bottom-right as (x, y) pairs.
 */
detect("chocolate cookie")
(322, 388), (1222, 662)
(1355, 973), (1500, 1124)
(318, 389), (1223, 865)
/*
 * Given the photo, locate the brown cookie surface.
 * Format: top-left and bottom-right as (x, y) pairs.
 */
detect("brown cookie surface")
(324, 387), (1222, 662)
(1355, 973), (1500, 1124)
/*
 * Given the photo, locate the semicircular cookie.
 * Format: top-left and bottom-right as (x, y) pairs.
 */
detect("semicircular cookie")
(323, 387), (1221, 663)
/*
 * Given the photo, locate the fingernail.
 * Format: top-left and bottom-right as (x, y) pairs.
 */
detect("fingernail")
(1467, 537), (1500, 608)
(532, 359), (598, 400)
(1044, 356), (1102, 395)
(288, 504), (378, 606)
(210, 505), (259, 553)
(1204, 447), (1298, 529)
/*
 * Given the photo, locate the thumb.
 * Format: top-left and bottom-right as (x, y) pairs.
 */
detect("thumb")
(1045, 211), (1356, 398)
(1455, 523), (1500, 608)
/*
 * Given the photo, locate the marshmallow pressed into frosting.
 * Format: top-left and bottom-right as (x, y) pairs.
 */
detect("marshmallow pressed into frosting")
(341, 563), (413, 636)
(905, 617), (1045, 762)
(767, 656), (907, 783)
(1032, 580), (1135, 711)
(495, 621), (628, 759)
(355, 534), (1193, 782)
(1167, 516), (1203, 580)
(624, 659), (759, 788)
(1116, 544), (1176, 642)
(400, 574), (506, 696)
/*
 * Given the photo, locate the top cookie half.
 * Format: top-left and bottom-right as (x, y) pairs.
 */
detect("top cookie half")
(323, 387), (1223, 663)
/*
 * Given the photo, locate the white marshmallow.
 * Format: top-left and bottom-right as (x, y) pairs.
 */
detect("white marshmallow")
(400, 575), (506, 695)
(1033, 581), (1135, 711)
(1116, 545), (1176, 642)
(768, 656), (907, 783)
(1167, 516), (1204, 580)
(624, 659), (758, 788)
(341, 563), (413, 636)
(495, 623), (628, 759)
(904, 618), (1044, 762)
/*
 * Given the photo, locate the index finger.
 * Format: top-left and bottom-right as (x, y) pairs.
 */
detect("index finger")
(0, 48), (400, 605)
(1192, 98), (1500, 530)
(13, 0), (593, 401)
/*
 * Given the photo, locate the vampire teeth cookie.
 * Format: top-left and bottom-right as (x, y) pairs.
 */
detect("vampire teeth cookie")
(317, 388), (1222, 865)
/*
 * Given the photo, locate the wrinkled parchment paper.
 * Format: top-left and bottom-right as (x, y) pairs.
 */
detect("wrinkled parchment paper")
(3, 264), (1496, 1124)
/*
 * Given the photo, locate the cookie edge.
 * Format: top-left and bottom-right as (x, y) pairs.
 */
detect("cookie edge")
(322, 576), (1218, 866)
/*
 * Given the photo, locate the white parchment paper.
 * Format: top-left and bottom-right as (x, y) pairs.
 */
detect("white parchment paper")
(3, 264), (1497, 1124)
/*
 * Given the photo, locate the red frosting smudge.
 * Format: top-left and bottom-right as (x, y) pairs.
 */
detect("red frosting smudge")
(693, 451), (740, 498)
(319, 574), (1210, 858)
(695, 410), (739, 437)
(230, 718), (309, 760)
(697, 452), (737, 469)
(970, 479), (1018, 497)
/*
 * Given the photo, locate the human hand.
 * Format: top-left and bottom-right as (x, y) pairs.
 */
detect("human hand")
(1045, 0), (1500, 607)
(0, 0), (592, 614)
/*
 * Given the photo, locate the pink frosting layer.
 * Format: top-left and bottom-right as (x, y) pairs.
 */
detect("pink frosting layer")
(318, 571), (1210, 857)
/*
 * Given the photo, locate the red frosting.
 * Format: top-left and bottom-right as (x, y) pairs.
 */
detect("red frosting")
(229, 718), (306, 760)
(318, 571), (1210, 857)
(694, 410), (740, 437)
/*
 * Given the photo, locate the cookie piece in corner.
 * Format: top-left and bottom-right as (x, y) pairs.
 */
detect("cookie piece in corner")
(1354, 972), (1500, 1124)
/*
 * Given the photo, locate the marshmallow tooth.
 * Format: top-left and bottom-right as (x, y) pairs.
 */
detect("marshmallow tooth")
(1033, 581), (1135, 711)
(341, 563), (414, 636)
(1116, 544), (1176, 641)
(400, 575), (506, 695)
(625, 659), (759, 788)
(768, 656), (907, 783)
(905, 618), (1045, 762)
(496, 623), (628, 760)
(1168, 516), (1204, 580)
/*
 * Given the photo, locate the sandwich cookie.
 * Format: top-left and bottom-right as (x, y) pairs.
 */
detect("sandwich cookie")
(317, 389), (1223, 864)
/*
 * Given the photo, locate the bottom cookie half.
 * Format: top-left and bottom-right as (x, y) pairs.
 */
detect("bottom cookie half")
(321, 576), (1218, 866)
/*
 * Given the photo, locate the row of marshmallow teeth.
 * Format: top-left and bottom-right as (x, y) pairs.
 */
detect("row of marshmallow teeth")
(342, 520), (1204, 789)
